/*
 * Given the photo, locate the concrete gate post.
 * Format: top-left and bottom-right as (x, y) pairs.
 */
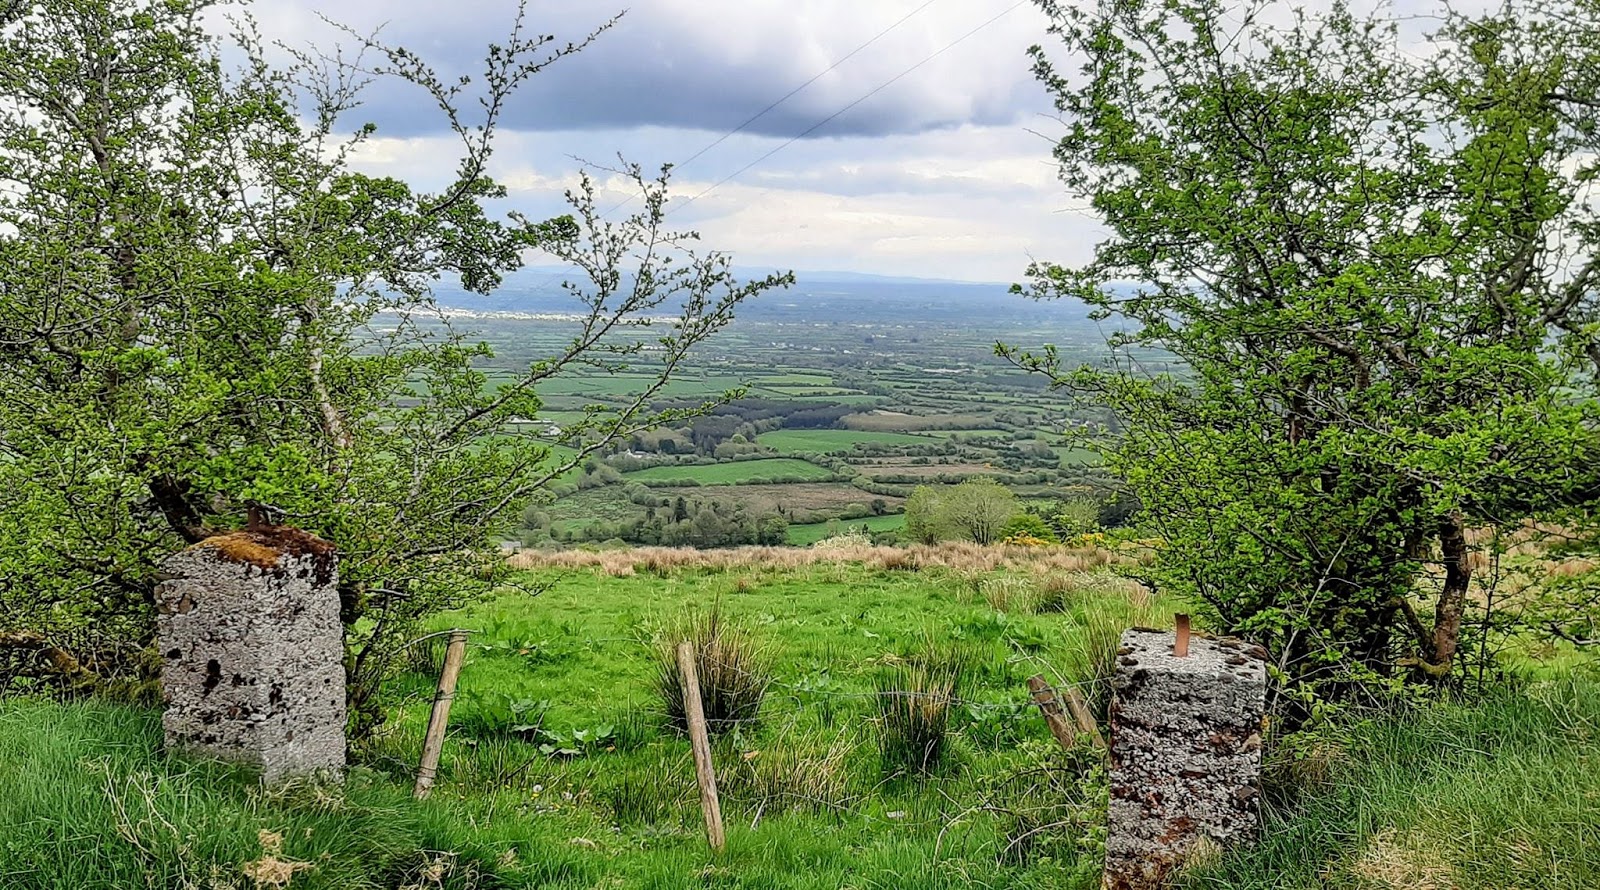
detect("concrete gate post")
(155, 527), (345, 782)
(1104, 627), (1268, 889)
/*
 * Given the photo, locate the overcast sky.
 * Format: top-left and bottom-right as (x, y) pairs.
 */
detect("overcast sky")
(249, 0), (1093, 283)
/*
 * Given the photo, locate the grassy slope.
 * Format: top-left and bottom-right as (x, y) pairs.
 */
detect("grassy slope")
(403, 562), (1150, 736)
(7, 562), (1158, 890)
(4, 561), (1595, 889)
(1186, 672), (1600, 889)
(0, 698), (599, 890)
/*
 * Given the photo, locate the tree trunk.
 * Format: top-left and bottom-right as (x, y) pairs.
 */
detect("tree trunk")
(1429, 512), (1472, 677)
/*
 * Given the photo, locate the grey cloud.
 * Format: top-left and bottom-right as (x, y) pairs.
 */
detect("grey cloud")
(253, 0), (1051, 139)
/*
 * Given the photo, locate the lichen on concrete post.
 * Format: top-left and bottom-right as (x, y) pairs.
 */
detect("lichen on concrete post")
(156, 527), (346, 783)
(1104, 627), (1268, 890)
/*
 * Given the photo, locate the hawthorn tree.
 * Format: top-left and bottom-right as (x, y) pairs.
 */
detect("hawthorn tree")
(1009, 0), (1600, 703)
(0, 0), (790, 730)
(904, 479), (1021, 545)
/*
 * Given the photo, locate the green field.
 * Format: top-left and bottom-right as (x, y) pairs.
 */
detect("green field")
(382, 559), (1161, 888)
(461, 306), (1100, 549)
(756, 429), (934, 452)
(624, 458), (835, 485)
(752, 373), (835, 385)
(786, 513), (907, 545)
(6, 559), (1595, 889)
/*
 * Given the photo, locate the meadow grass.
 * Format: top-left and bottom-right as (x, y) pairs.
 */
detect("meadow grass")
(5, 555), (1595, 889)
(0, 698), (603, 889)
(623, 458), (835, 485)
(3, 558), (1160, 889)
(755, 429), (935, 452)
(1182, 671), (1600, 890)
(785, 513), (907, 545)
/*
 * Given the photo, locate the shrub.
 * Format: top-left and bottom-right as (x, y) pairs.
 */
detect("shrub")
(812, 527), (871, 551)
(656, 608), (771, 734)
(1001, 513), (1061, 544)
(875, 652), (965, 777)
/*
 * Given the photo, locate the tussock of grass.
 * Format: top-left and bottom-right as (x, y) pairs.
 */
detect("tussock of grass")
(875, 645), (968, 777)
(719, 731), (857, 814)
(656, 608), (772, 734)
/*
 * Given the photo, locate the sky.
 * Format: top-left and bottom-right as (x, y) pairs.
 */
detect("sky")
(247, 0), (1094, 283)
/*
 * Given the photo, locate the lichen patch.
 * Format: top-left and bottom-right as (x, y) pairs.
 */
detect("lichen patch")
(191, 526), (336, 585)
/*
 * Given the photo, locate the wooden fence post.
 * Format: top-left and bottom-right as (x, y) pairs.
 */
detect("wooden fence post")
(677, 640), (726, 851)
(1062, 685), (1107, 750)
(1028, 674), (1107, 751)
(1027, 674), (1080, 751)
(414, 629), (469, 800)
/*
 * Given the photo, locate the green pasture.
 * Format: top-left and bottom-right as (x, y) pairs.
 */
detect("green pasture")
(624, 459), (835, 485)
(759, 386), (864, 397)
(751, 373), (835, 386)
(756, 429), (934, 452)
(3, 561), (1595, 889)
(785, 513), (908, 545)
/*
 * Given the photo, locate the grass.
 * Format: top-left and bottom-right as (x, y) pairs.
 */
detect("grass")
(756, 429), (934, 452)
(0, 698), (602, 889)
(786, 513), (907, 545)
(1182, 672), (1600, 890)
(2, 556), (1160, 889)
(655, 608), (773, 733)
(875, 646), (967, 777)
(5, 553), (1595, 889)
(751, 373), (835, 386)
(623, 458), (835, 485)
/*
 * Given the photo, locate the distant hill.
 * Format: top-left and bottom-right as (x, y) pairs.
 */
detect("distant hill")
(432, 267), (1096, 333)
(504, 265), (1010, 288)
(780, 269), (1011, 288)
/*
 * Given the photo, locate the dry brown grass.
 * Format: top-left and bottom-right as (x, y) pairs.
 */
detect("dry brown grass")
(508, 540), (1141, 576)
(1350, 830), (1460, 890)
(240, 828), (312, 888)
(1549, 557), (1597, 578)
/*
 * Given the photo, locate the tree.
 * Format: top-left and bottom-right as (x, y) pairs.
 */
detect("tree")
(905, 480), (1021, 546)
(940, 479), (1022, 546)
(0, 0), (791, 728)
(1010, 0), (1600, 700)
(903, 486), (945, 545)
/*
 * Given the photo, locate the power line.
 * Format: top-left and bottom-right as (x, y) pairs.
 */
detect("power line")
(666, 0), (1030, 218)
(676, 0), (945, 172)
(599, 0), (944, 218)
